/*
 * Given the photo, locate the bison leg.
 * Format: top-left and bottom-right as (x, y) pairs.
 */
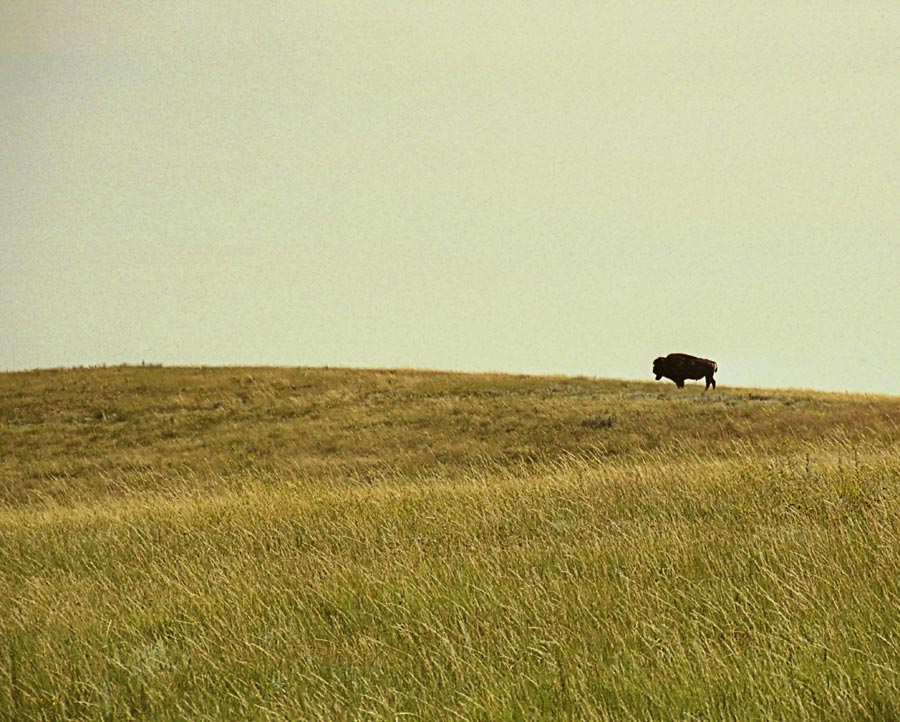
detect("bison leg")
(675, 379), (685, 388)
(705, 375), (716, 391)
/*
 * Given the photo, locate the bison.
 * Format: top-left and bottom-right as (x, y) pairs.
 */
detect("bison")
(653, 353), (717, 390)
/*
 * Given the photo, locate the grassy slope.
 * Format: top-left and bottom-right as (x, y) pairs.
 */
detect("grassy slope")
(1, 366), (899, 720)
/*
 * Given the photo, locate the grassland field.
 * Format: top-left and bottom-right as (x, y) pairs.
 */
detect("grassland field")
(1, 365), (899, 721)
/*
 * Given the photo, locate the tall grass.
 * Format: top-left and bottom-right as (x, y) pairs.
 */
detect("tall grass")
(1, 366), (898, 720)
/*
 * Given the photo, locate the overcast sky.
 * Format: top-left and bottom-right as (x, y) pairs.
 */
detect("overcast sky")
(3, 2), (898, 393)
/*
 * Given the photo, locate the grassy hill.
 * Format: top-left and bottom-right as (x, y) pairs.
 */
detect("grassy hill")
(2, 366), (899, 720)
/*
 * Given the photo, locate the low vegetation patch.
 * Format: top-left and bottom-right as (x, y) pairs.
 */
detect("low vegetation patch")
(1, 366), (898, 720)
(580, 412), (616, 429)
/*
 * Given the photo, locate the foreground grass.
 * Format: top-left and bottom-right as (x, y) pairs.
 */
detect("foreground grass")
(1, 366), (899, 720)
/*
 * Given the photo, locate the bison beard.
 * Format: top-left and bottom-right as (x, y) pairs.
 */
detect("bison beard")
(652, 353), (717, 390)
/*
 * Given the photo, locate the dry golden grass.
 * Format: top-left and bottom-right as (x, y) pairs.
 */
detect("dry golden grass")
(1, 366), (898, 720)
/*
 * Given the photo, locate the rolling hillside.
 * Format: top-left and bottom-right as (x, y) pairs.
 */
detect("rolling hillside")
(2, 366), (899, 720)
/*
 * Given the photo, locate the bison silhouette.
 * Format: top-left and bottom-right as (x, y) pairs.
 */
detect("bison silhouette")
(653, 353), (717, 390)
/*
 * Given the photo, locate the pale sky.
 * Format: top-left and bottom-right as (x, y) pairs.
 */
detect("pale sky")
(3, 2), (898, 394)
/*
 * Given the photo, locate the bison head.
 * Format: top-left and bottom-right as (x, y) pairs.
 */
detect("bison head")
(652, 357), (665, 380)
